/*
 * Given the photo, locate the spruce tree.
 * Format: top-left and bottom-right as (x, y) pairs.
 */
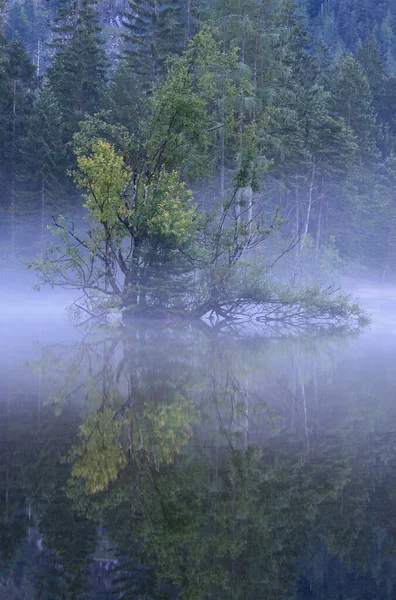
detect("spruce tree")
(47, 0), (107, 146)
(332, 54), (378, 166)
(22, 83), (65, 244)
(331, 54), (383, 264)
(356, 35), (387, 113)
(380, 9), (396, 74)
(5, 0), (49, 70)
(122, 0), (186, 82)
(0, 38), (36, 253)
(106, 59), (143, 132)
(355, 35), (390, 156)
(0, 31), (11, 220)
(356, 35), (386, 91)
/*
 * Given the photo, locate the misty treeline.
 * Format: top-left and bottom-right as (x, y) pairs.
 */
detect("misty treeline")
(0, 0), (393, 323)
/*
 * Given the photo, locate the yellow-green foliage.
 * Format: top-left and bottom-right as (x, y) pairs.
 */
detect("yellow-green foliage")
(70, 407), (128, 494)
(143, 395), (196, 466)
(143, 171), (197, 248)
(74, 141), (197, 250)
(68, 385), (196, 494)
(75, 139), (131, 233)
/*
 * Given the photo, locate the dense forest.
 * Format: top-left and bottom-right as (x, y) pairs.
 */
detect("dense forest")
(1, 0), (396, 296)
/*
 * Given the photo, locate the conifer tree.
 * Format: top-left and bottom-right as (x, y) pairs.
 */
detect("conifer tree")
(22, 83), (65, 243)
(332, 54), (378, 166)
(0, 30), (10, 221)
(5, 0), (49, 70)
(0, 38), (36, 253)
(47, 0), (107, 146)
(380, 9), (396, 74)
(330, 53), (383, 264)
(356, 35), (386, 92)
(122, 0), (186, 83)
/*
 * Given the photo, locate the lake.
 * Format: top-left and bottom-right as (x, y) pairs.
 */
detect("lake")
(1, 286), (396, 599)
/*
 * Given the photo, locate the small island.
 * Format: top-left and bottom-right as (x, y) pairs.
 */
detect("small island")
(28, 31), (366, 332)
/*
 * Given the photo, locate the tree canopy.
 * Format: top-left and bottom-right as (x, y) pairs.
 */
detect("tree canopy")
(2, 0), (394, 323)
(25, 27), (365, 329)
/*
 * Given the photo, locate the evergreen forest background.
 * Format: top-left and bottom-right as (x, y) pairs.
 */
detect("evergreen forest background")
(2, 0), (396, 282)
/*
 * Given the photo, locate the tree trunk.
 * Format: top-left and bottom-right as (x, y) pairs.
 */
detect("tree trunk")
(37, 40), (41, 76)
(315, 196), (322, 264)
(294, 185), (300, 268)
(220, 129), (225, 197)
(10, 79), (17, 256)
(297, 358), (310, 456)
(313, 365), (318, 438)
(235, 185), (253, 245)
(244, 376), (249, 450)
(186, 0), (192, 41)
(253, 14), (259, 97)
(220, 77), (225, 197)
(41, 177), (45, 245)
(241, 0), (246, 65)
(324, 194), (329, 252)
(5, 394), (10, 522)
(291, 353), (297, 432)
(300, 162), (316, 252)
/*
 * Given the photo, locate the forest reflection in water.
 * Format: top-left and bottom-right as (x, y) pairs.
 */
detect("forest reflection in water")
(1, 320), (396, 599)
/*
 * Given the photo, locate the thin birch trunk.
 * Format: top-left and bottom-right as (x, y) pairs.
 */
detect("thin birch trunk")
(324, 195), (329, 251)
(300, 162), (316, 252)
(315, 196), (322, 264)
(294, 186), (300, 268)
(37, 40), (41, 76)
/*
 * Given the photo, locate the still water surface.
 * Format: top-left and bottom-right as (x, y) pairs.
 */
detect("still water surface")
(1, 289), (396, 599)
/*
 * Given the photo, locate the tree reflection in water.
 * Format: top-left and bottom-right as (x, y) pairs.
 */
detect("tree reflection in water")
(2, 322), (396, 598)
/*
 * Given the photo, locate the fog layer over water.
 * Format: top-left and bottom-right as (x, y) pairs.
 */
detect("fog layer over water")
(1, 282), (396, 599)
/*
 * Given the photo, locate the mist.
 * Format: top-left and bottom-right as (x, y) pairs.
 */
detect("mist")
(2, 261), (396, 596)
(3, 0), (396, 596)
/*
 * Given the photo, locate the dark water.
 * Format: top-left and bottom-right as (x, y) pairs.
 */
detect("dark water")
(2, 289), (396, 599)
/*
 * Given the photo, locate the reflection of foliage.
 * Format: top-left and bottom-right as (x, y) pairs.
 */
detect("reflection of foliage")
(142, 395), (196, 466)
(69, 406), (128, 494)
(13, 321), (396, 598)
(68, 393), (197, 494)
(95, 437), (354, 599)
(50, 325), (204, 496)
